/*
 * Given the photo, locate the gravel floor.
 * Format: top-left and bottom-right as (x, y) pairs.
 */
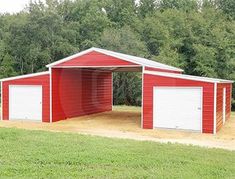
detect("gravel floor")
(0, 106), (234, 150)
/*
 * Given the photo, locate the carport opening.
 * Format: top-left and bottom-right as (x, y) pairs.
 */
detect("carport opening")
(54, 66), (142, 129)
(112, 69), (142, 128)
(112, 69), (142, 106)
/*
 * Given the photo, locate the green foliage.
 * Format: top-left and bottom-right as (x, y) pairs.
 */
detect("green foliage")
(99, 26), (148, 56)
(103, 0), (137, 27)
(0, 127), (235, 178)
(216, 0), (235, 19)
(138, 0), (156, 18)
(113, 72), (142, 106)
(99, 26), (147, 106)
(0, 0), (234, 105)
(192, 44), (217, 77)
(159, 0), (198, 12)
(0, 53), (17, 78)
(232, 99), (235, 111)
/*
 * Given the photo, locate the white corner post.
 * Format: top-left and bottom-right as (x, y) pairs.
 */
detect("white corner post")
(213, 83), (217, 134)
(141, 66), (145, 129)
(111, 72), (113, 111)
(1, 81), (2, 121)
(49, 67), (52, 123)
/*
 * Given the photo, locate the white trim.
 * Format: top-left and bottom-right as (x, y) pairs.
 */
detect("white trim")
(230, 85), (232, 118)
(153, 86), (203, 89)
(111, 72), (113, 111)
(8, 84), (42, 87)
(144, 70), (234, 83)
(141, 66), (144, 129)
(46, 47), (183, 72)
(1, 81), (2, 121)
(213, 83), (217, 134)
(49, 68), (52, 123)
(46, 48), (95, 67)
(153, 86), (203, 133)
(9, 84), (43, 88)
(55, 68), (117, 72)
(51, 65), (142, 68)
(93, 48), (183, 72)
(200, 87), (203, 133)
(153, 86), (156, 131)
(0, 71), (49, 82)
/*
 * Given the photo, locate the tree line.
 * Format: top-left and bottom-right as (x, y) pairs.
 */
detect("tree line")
(0, 0), (234, 107)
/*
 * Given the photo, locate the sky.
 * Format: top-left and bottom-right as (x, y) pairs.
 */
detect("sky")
(0, 0), (45, 14)
(0, 0), (141, 14)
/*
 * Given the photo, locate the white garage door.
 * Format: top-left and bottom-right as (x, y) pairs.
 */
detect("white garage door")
(9, 85), (42, 121)
(153, 87), (202, 131)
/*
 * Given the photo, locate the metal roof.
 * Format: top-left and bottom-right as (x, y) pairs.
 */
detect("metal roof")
(144, 70), (234, 83)
(0, 71), (49, 82)
(46, 47), (183, 72)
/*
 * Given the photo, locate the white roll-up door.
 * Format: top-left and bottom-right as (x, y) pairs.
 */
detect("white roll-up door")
(9, 85), (42, 121)
(153, 87), (202, 131)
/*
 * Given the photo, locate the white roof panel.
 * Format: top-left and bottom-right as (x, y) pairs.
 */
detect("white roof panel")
(144, 70), (233, 83)
(0, 71), (49, 82)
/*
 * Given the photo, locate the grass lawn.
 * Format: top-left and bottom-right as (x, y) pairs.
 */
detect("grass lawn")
(112, 105), (141, 112)
(0, 128), (234, 178)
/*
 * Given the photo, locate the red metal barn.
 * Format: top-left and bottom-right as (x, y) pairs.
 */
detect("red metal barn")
(0, 47), (233, 134)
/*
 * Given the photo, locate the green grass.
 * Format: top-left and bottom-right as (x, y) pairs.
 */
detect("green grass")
(0, 128), (234, 178)
(113, 105), (141, 112)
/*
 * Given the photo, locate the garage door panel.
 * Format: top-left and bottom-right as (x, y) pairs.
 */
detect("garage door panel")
(153, 87), (202, 131)
(9, 85), (42, 121)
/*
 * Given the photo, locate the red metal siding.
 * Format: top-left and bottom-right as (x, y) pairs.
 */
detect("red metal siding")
(216, 83), (232, 132)
(145, 67), (182, 74)
(2, 74), (50, 122)
(143, 74), (215, 133)
(55, 51), (139, 67)
(51, 68), (112, 122)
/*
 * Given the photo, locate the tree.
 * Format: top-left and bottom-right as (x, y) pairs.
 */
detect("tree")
(103, 0), (137, 27)
(192, 44), (217, 77)
(99, 26), (148, 105)
(216, 0), (235, 19)
(159, 0), (198, 12)
(137, 0), (156, 18)
(99, 26), (148, 56)
(141, 16), (169, 56)
(0, 53), (17, 78)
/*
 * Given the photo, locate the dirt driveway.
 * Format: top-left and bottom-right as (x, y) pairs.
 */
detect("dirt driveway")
(1, 106), (235, 150)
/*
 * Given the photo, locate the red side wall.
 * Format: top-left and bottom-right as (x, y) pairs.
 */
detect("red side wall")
(145, 67), (182, 74)
(143, 74), (215, 133)
(216, 83), (232, 132)
(55, 51), (139, 67)
(2, 74), (50, 122)
(51, 68), (112, 122)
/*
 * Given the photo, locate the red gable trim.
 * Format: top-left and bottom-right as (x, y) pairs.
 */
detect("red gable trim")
(54, 51), (139, 67)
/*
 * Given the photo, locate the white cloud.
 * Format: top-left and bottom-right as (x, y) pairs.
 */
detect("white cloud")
(0, 0), (45, 14)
